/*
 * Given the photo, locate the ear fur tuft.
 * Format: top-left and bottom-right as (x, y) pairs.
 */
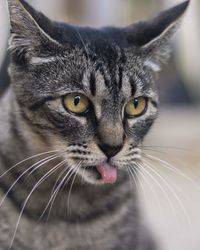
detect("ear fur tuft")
(7, 0), (62, 64)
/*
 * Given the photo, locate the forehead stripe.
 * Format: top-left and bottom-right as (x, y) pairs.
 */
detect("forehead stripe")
(118, 66), (123, 90)
(89, 72), (96, 96)
(129, 78), (137, 96)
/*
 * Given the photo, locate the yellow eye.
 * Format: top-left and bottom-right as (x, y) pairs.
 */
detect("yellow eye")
(125, 97), (147, 117)
(63, 93), (89, 114)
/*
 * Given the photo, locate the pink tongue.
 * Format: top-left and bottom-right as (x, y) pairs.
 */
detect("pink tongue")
(96, 163), (117, 184)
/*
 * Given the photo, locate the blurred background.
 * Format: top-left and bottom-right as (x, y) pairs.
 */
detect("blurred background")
(0, 0), (200, 249)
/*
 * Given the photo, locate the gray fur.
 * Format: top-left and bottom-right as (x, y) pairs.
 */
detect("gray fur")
(0, 0), (189, 249)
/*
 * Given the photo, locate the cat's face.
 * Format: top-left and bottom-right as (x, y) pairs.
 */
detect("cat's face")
(7, 0), (189, 184)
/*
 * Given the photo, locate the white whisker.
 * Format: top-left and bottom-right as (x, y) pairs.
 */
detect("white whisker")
(143, 153), (200, 190)
(81, 165), (87, 185)
(27, 152), (65, 177)
(137, 161), (180, 228)
(126, 167), (134, 190)
(43, 161), (82, 222)
(0, 152), (65, 208)
(127, 166), (139, 193)
(137, 163), (162, 215)
(40, 164), (75, 221)
(9, 158), (66, 250)
(0, 150), (60, 179)
(75, 28), (90, 62)
(129, 165), (147, 199)
(67, 162), (82, 210)
(141, 159), (192, 232)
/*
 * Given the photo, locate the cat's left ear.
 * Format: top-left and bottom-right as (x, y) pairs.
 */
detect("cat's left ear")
(7, 0), (63, 65)
(126, 1), (190, 71)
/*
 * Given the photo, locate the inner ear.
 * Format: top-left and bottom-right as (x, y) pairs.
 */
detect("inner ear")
(7, 0), (63, 65)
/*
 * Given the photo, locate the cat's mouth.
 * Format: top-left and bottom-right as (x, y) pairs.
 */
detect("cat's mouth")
(85, 163), (117, 184)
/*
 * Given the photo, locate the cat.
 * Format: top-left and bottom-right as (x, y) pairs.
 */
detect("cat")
(0, 0), (189, 249)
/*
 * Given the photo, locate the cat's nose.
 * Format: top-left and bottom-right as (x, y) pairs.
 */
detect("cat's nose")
(98, 143), (123, 158)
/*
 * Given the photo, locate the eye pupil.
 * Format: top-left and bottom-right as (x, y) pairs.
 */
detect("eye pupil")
(74, 96), (80, 106)
(133, 98), (139, 109)
(63, 93), (89, 115)
(125, 96), (147, 117)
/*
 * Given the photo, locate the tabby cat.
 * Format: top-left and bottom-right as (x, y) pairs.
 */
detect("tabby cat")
(0, 0), (189, 249)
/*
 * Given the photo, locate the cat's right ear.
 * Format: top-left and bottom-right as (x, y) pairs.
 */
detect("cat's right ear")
(7, 0), (62, 65)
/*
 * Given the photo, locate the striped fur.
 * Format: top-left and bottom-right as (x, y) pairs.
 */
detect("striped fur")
(0, 0), (189, 249)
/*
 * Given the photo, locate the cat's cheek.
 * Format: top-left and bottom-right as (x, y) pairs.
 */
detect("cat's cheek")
(125, 118), (154, 143)
(43, 112), (95, 142)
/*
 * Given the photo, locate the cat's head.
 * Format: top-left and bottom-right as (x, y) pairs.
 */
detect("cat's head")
(7, 0), (189, 185)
